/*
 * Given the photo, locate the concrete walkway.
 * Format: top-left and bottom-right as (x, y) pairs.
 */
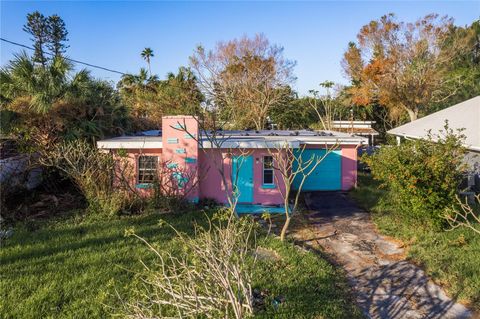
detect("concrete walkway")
(294, 192), (472, 319)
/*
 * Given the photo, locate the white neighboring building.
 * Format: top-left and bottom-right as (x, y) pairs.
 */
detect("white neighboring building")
(388, 96), (480, 190)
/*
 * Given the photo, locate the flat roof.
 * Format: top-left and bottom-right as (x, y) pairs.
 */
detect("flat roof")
(97, 129), (368, 149)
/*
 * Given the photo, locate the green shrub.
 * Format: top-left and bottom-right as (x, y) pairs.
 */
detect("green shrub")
(40, 141), (137, 217)
(362, 125), (466, 228)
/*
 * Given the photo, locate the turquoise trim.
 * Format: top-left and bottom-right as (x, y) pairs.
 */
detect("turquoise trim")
(167, 138), (178, 144)
(185, 157), (197, 164)
(173, 123), (184, 129)
(190, 197), (199, 204)
(135, 183), (154, 189)
(234, 204), (292, 214)
(184, 133), (196, 139)
(261, 184), (276, 189)
(166, 162), (178, 169)
(172, 172), (189, 189)
(175, 148), (186, 154)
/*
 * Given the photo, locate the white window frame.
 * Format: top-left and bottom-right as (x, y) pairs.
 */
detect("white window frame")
(262, 155), (274, 185)
(137, 155), (158, 184)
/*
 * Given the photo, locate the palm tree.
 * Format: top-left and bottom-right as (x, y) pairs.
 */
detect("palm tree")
(0, 51), (79, 113)
(141, 47), (154, 76)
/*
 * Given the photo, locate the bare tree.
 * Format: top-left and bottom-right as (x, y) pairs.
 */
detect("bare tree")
(444, 194), (480, 236)
(308, 81), (340, 131)
(189, 34), (296, 130)
(172, 111), (252, 212)
(121, 213), (257, 319)
(268, 141), (338, 241)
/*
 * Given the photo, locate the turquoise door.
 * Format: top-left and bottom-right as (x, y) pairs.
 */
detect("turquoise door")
(232, 155), (254, 203)
(292, 149), (342, 191)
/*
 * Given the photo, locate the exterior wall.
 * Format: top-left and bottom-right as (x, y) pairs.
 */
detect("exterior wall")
(110, 114), (360, 203)
(161, 116), (199, 201)
(300, 144), (358, 191)
(198, 149), (286, 205)
(341, 145), (358, 191)
(113, 148), (163, 197)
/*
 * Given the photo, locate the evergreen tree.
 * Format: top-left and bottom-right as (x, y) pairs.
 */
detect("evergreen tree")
(47, 15), (69, 57)
(23, 11), (48, 66)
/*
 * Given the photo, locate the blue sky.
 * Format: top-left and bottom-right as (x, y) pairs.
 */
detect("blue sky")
(1, 1), (478, 95)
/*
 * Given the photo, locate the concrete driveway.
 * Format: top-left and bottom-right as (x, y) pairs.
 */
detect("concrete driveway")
(296, 191), (471, 319)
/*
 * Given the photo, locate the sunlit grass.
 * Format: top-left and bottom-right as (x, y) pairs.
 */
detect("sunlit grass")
(0, 210), (360, 318)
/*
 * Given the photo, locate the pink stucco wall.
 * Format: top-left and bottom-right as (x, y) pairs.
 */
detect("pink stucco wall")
(113, 148), (163, 197)
(112, 115), (359, 203)
(341, 145), (358, 191)
(161, 116), (199, 201)
(198, 149), (286, 205)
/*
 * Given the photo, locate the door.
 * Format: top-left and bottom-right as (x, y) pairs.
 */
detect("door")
(292, 149), (342, 191)
(232, 155), (254, 203)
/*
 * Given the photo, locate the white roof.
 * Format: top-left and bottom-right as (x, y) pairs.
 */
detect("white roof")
(97, 136), (163, 149)
(97, 129), (367, 149)
(388, 96), (480, 152)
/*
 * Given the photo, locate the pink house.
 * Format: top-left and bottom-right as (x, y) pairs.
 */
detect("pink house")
(97, 116), (367, 212)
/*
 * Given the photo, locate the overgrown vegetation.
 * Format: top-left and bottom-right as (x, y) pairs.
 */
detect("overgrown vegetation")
(0, 210), (360, 318)
(351, 173), (480, 309)
(361, 125), (466, 228)
(122, 211), (257, 318)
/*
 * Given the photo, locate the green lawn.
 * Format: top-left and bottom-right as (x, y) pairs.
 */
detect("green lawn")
(350, 173), (480, 310)
(0, 210), (361, 318)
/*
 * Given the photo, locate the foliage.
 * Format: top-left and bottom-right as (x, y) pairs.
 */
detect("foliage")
(0, 210), (359, 318)
(268, 92), (317, 130)
(122, 211), (257, 318)
(343, 14), (475, 122)
(0, 53), (129, 144)
(23, 11), (69, 64)
(190, 33), (296, 130)
(117, 67), (203, 130)
(23, 11), (49, 65)
(361, 125), (466, 227)
(39, 140), (136, 216)
(429, 19), (480, 112)
(351, 173), (480, 309)
(46, 14), (69, 57)
(140, 47), (154, 76)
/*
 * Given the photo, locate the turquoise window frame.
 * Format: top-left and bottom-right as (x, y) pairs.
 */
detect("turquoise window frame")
(262, 155), (275, 188)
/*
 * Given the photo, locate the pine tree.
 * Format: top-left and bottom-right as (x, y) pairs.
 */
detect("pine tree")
(23, 11), (48, 66)
(47, 15), (69, 57)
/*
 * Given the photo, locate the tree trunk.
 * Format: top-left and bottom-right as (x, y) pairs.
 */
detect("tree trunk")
(406, 107), (418, 122)
(280, 215), (291, 241)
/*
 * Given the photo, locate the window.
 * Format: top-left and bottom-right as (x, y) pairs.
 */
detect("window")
(263, 156), (274, 185)
(138, 156), (158, 184)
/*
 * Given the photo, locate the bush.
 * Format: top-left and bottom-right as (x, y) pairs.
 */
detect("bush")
(40, 141), (136, 216)
(362, 125), (466, 228)
(121, 210), (257, 318)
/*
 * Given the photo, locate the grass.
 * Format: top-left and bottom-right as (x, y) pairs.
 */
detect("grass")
(0, 209), (360, 318)
(350, 172), (480, 310)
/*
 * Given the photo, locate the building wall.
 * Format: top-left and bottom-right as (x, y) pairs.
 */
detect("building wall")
(198, 149), (286, 205)
(303, 144), (358, 191)
(341, 145), (358, 191)
(112, 148), (163, 197)
(118, 144), (358, 204)
(162, 116), (199, 202)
